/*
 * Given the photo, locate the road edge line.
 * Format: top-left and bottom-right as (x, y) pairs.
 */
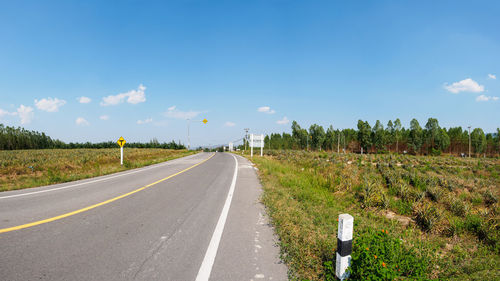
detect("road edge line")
(195, 153), (238, 281)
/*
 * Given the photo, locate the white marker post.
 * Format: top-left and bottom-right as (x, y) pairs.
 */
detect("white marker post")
(336, 214), (353, 280)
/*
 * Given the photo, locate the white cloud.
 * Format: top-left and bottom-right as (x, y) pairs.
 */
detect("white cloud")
(34, 97), (66, 112)
(476, 95), (499, 102)
(276, 116), (290, 125)
(488, 74), (496, 80)
(224, 121), (236, 127)
(257, 106), (276, 114)
(0, 108), (16, 118)
(444, 78), (484, 94)
(164, 105), (201, 119)
(137, 118), (153, 124)
(75, 117), (90, 126)
(99, 115), (109, 120)
(17, 105), (34, 124)
(100, 84), (146, 106)
(78, 96), (92, 104)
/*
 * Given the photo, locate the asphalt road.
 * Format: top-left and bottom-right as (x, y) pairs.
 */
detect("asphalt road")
(0, 152), (287, 281)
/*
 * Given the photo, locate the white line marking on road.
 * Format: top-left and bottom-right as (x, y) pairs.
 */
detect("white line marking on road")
(195, 154), (238, 281)
(0, 153), (202, 200)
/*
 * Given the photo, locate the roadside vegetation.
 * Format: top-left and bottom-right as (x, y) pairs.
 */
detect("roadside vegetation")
(245, 150), (499, 280)
(259, 118), (499, 157)
(0, 148), (196, 191)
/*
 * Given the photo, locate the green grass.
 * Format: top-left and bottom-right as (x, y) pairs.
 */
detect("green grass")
(241, 150), (499, 280)
(0, 148), (197, 191)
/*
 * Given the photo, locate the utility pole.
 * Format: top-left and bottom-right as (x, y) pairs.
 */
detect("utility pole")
(343, 133), (346, 153)
(337, 131), (340, 154)
(244, 128), (249, 151)
(468, 126), (471, 158)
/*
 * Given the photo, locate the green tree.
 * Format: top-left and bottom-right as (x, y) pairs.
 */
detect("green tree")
(394, 118), (402, 153)
(324, 125), (336, 151)
(471, 128), (486, 155)
(372, 120), (385, 152)
(436, 129), (450, 152)
(386, 120), (394, 151)
(291, 121), (308, 149)
(309, 124), (326, 150)
(357, 120), (372, 153)
(424, 118), (441, 153)
(408, 119), (423, 154)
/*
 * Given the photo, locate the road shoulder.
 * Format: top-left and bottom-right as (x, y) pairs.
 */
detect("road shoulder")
(210, 154), (288, 281)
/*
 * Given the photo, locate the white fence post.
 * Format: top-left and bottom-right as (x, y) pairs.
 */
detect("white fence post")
(336, 214), (353, 280)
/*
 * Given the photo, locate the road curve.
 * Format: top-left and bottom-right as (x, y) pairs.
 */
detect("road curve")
(0, 152), (287, 281)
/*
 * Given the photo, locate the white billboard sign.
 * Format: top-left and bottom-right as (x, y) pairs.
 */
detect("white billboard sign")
(250, 134), (264, 157)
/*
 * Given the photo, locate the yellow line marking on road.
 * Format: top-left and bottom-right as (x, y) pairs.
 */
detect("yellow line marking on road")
(0, 153), (215, 234)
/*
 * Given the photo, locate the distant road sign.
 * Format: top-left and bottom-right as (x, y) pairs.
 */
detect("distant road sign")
(250, 134), (264, 157)
(202, 119), (208, 124)
(250, 134), (264, 148)
(117, 136), (126, 147)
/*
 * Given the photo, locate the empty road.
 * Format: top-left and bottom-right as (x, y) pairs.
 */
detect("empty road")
(0, 152), (287, 281)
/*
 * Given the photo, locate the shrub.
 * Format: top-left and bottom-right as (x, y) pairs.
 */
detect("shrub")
(426, 185), (444, 202)
(414, 203), (441, 232)
(483, 190), (498, 206)
(346, 228), (429, 280)
(449, 198), (470, 217)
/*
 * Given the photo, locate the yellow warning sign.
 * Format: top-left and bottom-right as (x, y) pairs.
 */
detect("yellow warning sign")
(117, 136), (126, 147)
(202, 119), (208, 124)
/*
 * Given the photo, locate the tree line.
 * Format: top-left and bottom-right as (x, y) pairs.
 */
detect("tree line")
(263, 118), (500, 156)
(0, 124), (186, 150)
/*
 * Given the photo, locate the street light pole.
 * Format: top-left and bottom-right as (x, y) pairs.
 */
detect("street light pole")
(187, 118), (207, 150)
(244, 128), (249, 151)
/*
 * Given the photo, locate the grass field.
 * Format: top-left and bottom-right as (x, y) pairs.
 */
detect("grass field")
(245, 150), (499, 280)
(0, 148), (196, 192)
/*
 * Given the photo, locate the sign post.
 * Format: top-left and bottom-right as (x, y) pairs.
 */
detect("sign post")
(187, 118), (208, 150)
(249, 134), (264, 157)
(117, 136), (126, 165)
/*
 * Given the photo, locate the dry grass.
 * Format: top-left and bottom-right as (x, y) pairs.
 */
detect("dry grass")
(244, 150), (500, 280)
(0, 148), (196, 191)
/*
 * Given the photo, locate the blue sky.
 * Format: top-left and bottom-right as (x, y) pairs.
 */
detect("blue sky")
(0, 0), (499, 147)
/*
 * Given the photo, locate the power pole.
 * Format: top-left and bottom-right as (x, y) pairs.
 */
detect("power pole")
(337, 131), (340, 154)
(343, 133), (346, 153)
(468, 126), (471, 158)
(244, 128), (249, 151)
